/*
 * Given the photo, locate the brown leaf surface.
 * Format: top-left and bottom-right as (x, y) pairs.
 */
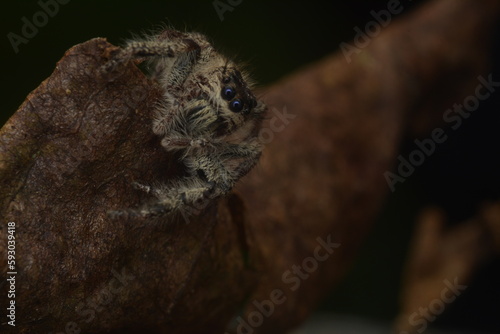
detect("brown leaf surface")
(0, 0), (499, 333)
(0, 39), (257, 333)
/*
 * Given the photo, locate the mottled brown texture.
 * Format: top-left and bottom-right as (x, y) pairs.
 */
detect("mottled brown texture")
(238, 0), (500, 332)
(0, 39), (256, 334)
(0, 0), (499, 333)
(393, 206), (495, 334)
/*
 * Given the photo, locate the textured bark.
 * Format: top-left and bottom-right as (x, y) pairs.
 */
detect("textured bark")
(0, 0), (498, 333)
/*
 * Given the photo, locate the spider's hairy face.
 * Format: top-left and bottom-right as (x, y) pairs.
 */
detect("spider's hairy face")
(212, 67), (263, 138)
(180, 62), (264, 140)
(220, 69), (257, 115)
(144, 29), (265, 143)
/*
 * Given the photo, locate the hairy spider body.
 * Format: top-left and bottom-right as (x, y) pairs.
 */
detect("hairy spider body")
(106, 29), (265, 219)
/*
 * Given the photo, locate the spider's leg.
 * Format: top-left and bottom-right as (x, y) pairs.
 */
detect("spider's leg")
(216, 141), (263, 180)
(108, 176), (216, 220)
(159, 178), (215, 218)
(107, 203), (173, 220)
(102, 37), (201, 86)
(175, 142), (262, 208)
(156, 99), (219, 147)
(153, 87), (217, 137)
(160, 137), (215, 151)
(131, 181), (152, 194)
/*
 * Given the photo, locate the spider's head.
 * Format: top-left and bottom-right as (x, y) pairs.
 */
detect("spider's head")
(212, 68), (265, 137)
(220, 70), (256, 115)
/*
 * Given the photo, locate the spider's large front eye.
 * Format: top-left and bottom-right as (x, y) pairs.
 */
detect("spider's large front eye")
(229, 99), (244, 112)
(222, 87), (236, 100)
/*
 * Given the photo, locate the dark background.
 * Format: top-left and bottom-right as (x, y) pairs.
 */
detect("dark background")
(1, 0), (499, 332)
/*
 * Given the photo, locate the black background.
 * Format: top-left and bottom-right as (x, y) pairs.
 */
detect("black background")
(1, 0), (499, 332)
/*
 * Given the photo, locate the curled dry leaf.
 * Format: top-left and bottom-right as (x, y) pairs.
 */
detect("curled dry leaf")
(0, 38), (257, 333)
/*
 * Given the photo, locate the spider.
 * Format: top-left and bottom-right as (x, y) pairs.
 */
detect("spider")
(105, 29), (266, 219)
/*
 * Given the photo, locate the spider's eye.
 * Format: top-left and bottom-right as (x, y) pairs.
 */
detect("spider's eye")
(229, 99), (244, 112)
(222, 87), (236, 100)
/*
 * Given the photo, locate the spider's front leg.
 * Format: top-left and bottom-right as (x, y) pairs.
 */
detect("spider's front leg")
(107, 142), (262, 220)
(217, 140), (263, 180)
(181, 140), (263, 202)
(160, 137), (211, 151)
(101, 32), (202, 88)
(107, 177), (216, 220)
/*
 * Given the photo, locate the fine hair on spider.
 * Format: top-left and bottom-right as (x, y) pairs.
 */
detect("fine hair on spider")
(104, 27), (266, 220)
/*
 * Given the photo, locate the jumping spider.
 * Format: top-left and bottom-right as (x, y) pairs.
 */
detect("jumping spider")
(106, 29), (266, 219)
